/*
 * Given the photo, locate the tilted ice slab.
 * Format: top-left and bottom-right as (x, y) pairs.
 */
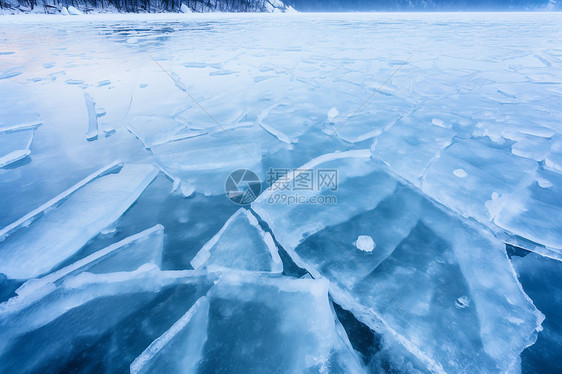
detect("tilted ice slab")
(253, 150), (544, 374)
(0, 117), (41, 168)
(0, 161), (159, 280)
(0, 114), (42, 134)
(4, 225), (164, 314)
(510, 252), (562, 374)
(493, 166), (562, 260)
(131, 274), (366, 374)
(0, 131), (34, 168)
(190, 209), (282, 274)
(0, 264), (213, 374)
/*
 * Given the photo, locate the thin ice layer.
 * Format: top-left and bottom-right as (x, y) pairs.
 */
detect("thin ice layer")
(190, 209), (282, 274)
(0, 162), (159, 280)
(0, 264), (212, 374)
(131, 274), (366, 374)
(253, 151), (543, 374)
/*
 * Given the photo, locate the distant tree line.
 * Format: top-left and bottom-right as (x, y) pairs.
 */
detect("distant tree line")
(0, 0), (274, 12)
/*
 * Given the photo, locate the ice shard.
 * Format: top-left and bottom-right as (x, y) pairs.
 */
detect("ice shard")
(190, 209), (282, 274)
(84, 93), (99, 141)
(131, 274), (366, 374)
(0, 161), (159, 280)
(0, 117), (41, 168)
(253, 151), (544, 374)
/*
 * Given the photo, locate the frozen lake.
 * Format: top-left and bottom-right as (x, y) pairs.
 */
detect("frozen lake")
(0, 12), (561, 373)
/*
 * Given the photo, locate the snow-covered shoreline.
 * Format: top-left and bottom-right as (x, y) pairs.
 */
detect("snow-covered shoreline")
(0, 0), (296, 15)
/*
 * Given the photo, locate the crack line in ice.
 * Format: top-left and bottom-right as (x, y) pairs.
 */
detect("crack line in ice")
(146, 53), (258, 162)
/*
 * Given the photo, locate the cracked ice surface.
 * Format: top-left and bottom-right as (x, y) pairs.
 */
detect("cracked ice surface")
(0, 263), (216, 374)
(252, 152), (545, 373)
(0, 12), (561, 373)
(1, 13), (561, 255)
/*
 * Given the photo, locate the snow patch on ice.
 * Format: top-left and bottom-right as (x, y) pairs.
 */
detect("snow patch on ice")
(354, 235), (375, 253)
